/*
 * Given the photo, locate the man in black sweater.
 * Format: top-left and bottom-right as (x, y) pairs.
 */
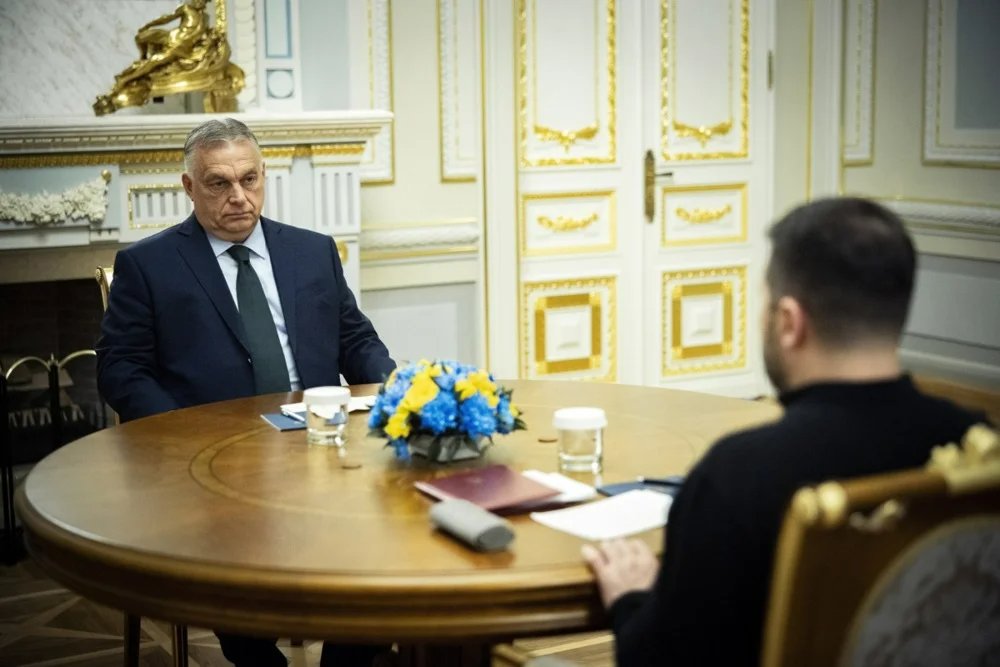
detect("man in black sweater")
(582, 197), (985, 666)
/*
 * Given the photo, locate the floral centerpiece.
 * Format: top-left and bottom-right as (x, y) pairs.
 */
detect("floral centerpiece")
(369, 359), (526, 461)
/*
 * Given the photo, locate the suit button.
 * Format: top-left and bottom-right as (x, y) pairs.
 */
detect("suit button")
(248, 358), (253, 365)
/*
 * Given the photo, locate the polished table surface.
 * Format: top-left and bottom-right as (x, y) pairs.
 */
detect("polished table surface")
(16, 380), (780, 642)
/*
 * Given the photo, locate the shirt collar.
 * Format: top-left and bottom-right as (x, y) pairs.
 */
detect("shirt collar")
(206, 220), (268, 260)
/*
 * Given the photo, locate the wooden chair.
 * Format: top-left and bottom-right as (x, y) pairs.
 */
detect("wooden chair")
(762, 423), (1000, 667)
(95, 265), (114, 312)
(96, 265), (188, 666)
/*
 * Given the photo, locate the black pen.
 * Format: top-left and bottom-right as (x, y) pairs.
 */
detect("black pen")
(637, 475), (685, 486)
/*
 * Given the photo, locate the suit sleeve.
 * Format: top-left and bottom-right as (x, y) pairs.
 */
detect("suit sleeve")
(329, 239), (396, 384)
(96, 249), (181, 421)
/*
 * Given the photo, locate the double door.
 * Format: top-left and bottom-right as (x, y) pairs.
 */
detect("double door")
(484, 0), (774, 397)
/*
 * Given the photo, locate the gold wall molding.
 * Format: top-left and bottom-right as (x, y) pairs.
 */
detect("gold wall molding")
(438, 0), (479, 182)
(522, 276), (616, 381)
(261, 143), (366, 160)
(126, 184), (188, 230)
(520, 189), (617, 257)
(517, 0), (617, 166)
(661, 182), (747, 247)
(661, 0), (749, 160)
(0, 150), (183, 170)
(672, 119), (733, 147)
(841, 0), (876, 166)
(532, 123), (600, 151)
(675, 203), (731, 223)
(922, 0), (1000, 167)
(355, 0), (397, 184)
(536, 212), (598, 232)
(661, 265), (746, 376)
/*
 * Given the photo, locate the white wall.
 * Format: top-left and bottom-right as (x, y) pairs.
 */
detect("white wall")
(774, 0), (1000, 388)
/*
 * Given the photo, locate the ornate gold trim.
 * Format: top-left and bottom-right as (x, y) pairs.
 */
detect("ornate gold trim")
(661, 265), (746, 376)
(522, 276), (616, 380)
(520, 189), (617, 257)
(127, 184), (186, 230)
(532, 123), (600, 151)
(534, 292), (602, 374)
(671, 119), (733, 147)
(675, 203), (732, 223)
(0, 150), (183, 169)
(517, 0), (617, 166)
(336, 240), (349, 264)
(661, 183), (747, 247)
(536, 212), (598, 232)
(0, 142), (365, 170)
(360, 245), (478, 261)
(670, 281), (733, 359)
(660, 0), (749, 160)
(927, 423), (1000, 493)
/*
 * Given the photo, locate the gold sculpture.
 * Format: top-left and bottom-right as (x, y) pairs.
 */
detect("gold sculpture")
(93, 0), (245, 116)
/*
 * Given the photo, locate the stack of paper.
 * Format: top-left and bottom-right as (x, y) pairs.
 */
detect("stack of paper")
(530, 489), (672, 540)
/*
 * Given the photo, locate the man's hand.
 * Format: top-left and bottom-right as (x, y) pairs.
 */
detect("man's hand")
(581, 538), (659, 609)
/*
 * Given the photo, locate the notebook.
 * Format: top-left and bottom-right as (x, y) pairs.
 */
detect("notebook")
(414, 464), (560, 512)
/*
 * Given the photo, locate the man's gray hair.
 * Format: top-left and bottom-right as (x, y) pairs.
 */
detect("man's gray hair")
(183, 118), (260, 173)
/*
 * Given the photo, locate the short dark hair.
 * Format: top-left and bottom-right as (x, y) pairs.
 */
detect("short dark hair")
(766, 197), (915, 346)
(183, 118), (260, 172)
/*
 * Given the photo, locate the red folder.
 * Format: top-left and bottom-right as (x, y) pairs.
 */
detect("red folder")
(414, 464), (559, 511)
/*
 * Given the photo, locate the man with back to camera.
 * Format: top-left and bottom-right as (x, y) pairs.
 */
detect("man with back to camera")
(96, 118), (396, 666)
(582, 197), (986, 666)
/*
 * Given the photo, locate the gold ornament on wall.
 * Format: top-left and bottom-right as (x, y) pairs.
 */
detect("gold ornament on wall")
(93, 0), (245, 116)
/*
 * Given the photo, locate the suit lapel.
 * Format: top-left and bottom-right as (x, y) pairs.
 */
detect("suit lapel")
(175, 215), (250, 353)
(262, 218), (299, 354)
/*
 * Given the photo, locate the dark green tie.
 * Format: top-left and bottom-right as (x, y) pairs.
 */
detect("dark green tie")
(226, 245), (291, 394)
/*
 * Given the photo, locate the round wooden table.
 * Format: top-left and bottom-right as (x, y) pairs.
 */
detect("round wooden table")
(16, 380), (779, 664)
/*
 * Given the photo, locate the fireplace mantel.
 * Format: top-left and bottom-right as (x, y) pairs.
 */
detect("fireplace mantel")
(0, 110), (392, 288)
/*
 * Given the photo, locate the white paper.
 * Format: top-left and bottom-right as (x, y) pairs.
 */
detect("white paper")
(521, 470), (597, 504)
(530, 490), (672, 541)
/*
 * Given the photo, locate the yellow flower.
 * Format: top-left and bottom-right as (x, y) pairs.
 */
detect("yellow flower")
(400, 369), (440, 412)
(510, 403), (521, 417)
(385, 410), (411, 439)
(455, 371), (499, 407)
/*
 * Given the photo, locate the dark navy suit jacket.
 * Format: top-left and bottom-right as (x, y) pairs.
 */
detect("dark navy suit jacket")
(96, 215), (395, 422)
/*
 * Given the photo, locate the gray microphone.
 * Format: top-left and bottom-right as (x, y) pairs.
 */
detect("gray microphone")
(429, 498), (515, 552)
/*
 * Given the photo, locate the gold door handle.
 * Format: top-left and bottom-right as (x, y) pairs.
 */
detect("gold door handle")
(644, 150), (672, 222)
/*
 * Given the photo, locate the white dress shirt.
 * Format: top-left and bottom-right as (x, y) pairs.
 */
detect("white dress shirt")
(205, 222), (302, 390)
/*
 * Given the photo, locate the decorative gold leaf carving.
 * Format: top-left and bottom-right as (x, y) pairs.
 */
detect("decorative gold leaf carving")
(672, 119), (733, 146)
(675, 203), (732, 223)
(536, 213), (599, 232)
(533, 123), (599, 151)
(848, 499), (908, 533)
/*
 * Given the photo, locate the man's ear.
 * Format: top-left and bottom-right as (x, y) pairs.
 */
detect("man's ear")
(775, 295), (808, 350)
(181, 172), (194, 199)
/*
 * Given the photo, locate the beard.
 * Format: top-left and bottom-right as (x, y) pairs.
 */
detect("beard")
(763, 314), (789, 394)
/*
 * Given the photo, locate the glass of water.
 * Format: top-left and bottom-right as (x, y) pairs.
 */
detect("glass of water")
(553, 407), (607, 473)
(303, 386), (351, 448)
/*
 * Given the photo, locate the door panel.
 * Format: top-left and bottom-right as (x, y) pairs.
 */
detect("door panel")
(486, 0), (771, 397)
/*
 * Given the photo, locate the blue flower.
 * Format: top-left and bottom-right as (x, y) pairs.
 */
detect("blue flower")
(419, 391), (458, 434)
(496, 395), (515, 434)
(392, 438), (411, 461)
(459, 393), (498, 439)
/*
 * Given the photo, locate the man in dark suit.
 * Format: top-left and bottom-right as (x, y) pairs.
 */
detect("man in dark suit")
(96, 118), (395, 666)
(582, 198), (985, 666)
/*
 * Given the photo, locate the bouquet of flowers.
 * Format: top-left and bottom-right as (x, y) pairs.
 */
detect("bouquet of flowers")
(369, 359), (526, 461)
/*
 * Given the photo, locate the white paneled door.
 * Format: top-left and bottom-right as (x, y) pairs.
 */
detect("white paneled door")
(485, 0), (773, 397)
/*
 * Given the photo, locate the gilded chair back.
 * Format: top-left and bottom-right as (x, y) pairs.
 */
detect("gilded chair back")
(95, 266), (114, 312)
(762, 423), (1000, 667)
